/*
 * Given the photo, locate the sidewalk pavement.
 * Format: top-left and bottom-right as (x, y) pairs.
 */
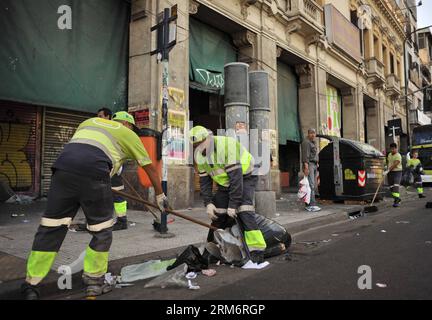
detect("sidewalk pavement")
(0, 188), (421, 298)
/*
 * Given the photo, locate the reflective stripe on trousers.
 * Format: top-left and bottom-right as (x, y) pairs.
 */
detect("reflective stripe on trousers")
(26, 170), (114, 286)
(207, 175), (266, 252)
(114, 200), (127, 217)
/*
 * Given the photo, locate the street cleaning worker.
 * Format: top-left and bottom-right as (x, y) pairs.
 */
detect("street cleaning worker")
(407, 149), (426, 198)
(385, 142), (403, 207)
(21, 111), (169, 299)
(74, 108), (129, 231)
(189, 126), (267, 264)
(100, 109), (129, 230)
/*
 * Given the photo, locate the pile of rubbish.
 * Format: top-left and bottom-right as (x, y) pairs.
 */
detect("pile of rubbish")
(0, 182), (34, 204)
(59, 213), (291, 291)
(112, 214), (290, 290)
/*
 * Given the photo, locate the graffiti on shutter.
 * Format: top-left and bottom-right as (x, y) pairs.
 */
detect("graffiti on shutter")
(0, 103), (38, 194)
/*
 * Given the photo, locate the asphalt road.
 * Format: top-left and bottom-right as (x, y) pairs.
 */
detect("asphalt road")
(52, 198), (432, 300)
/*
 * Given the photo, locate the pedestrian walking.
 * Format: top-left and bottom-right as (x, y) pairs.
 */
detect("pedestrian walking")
(385, 142), (403, 207)
(301, 128), (321, 212)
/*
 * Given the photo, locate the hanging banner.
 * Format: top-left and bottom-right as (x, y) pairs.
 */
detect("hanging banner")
(326, 85), (342, 137)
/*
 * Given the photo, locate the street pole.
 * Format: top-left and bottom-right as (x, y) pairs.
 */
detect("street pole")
(404, 41), (410, 147)
(151, 7), (177, 238)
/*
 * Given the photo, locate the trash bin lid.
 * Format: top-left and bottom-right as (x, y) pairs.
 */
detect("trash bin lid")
(319, 137), (384, 160)
(137, 128), (162, 138)
(340, 138), (384, 157)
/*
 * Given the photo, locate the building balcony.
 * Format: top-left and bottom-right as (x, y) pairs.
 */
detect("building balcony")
(409, 69), (422, 88)
(385, 74), (401, 98)
(286, 0), (324, 36)
(410, 109), (432, 126)
(365, 58), (385, 88)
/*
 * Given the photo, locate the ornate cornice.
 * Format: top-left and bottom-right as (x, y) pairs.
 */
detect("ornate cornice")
(189, 0), (200, 15)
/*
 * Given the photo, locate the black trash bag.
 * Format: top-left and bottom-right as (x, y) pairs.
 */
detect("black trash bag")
(253, 213), (292, 258)
(167, 245), (209, 272)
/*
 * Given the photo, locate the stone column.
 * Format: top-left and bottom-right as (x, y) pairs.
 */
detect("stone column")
(127, 0), (194, 210)
(364, 99), (380, 150)
(341, 87), (359, 140)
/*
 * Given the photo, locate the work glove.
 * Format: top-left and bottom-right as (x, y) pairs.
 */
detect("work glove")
(156, 193), (170, 212)
(383, 170), (389, 176)
(227, 208), (237, 218)
(206, 203), (217, 221)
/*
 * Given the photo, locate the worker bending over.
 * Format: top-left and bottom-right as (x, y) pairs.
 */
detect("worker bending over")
(22, 112), (168, 299)
(189, 126), (267, 264)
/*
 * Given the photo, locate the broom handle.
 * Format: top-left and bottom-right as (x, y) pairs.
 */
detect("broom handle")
(371, 174), (385, 206)
(112, 189), (218, 231)
(121, 177), (158, 220)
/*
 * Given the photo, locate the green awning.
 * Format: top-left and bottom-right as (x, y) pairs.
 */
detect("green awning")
(277, 62), (301, 144)
(189, 18), (237, 93)
(0, 0), (129, 113)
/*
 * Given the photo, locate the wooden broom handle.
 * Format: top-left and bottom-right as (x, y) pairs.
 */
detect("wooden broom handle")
(111, 189), (218, 231)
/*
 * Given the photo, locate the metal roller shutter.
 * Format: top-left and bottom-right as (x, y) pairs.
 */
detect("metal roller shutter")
(0, 101), (40, 195)
(41, 108), (92, 196)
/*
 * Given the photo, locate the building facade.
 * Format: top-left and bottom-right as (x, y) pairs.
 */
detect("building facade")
(2, 0), (427, 209)
(128, 0), (413, 208)
(418, 29), (432, 114)
(403, 0), (429, 135)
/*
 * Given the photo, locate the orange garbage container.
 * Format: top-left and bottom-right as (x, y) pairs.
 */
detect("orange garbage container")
(137, 128), (162, 187)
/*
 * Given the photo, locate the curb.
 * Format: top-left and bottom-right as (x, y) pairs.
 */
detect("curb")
(0, 193), (420, 300)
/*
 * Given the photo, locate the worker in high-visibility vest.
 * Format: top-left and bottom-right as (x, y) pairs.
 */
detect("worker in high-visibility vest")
(407, 149), (426, 198)
(385, 142), (403, 207)
(74, 108), (129, 231)
(189, 126), (267, 264)
(98, 108), (129, 229)
(21, 112), (169, 299)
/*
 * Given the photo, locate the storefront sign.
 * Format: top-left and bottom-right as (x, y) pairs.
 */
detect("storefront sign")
(133, 109), (150, 128)
(324, 4), (362, 62)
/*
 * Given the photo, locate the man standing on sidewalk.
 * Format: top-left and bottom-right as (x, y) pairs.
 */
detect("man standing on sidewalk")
(21, 112), (169, 299)
(301, 129), (321, 212)
(386, 142), (403, 207)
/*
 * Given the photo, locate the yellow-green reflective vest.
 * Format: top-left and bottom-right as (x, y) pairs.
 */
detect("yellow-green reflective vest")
(196, 136), (254, 187)
(69, 118), (152, 176)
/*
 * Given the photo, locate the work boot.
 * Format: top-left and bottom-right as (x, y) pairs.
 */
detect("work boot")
(21, 282), (40, 300)
(419, 194), (426, 199)
(393, 198), (401, 207)
(113, 217), (128, 231)
(250, 251), (265, 264)
(82, 275), (113, 297)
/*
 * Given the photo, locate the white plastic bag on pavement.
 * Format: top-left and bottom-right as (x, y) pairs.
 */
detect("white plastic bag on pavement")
(120, 258), (176, 283)
(297, 177), (311, 205)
